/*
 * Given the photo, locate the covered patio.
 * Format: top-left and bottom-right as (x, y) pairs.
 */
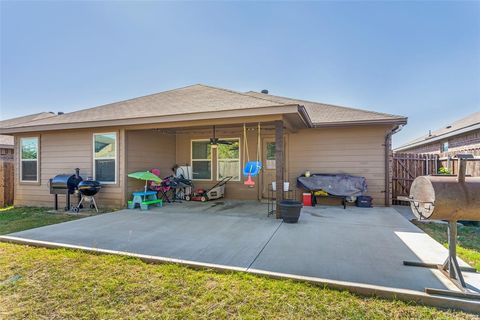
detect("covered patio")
(124, 113), (302, 217)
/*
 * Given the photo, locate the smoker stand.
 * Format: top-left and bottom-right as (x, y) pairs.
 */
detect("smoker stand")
(404, 220), (480, 300)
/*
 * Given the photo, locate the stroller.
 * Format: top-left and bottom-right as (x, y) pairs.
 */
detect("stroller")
(149, 169), (193, 203)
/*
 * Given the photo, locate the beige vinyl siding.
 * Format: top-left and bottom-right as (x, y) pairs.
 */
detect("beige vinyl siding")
(288, 126), (390, 206)
(14, 128), (125, 208)
(126, 130), (176, 196)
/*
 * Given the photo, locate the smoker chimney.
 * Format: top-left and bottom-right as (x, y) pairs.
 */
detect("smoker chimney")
(428, 130), (432, 137)
(57, 112), (64, 115)
(261, 89), (269, 94)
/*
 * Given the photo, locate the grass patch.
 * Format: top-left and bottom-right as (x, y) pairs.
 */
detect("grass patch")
(412, 221), (480, 271)
(0, 207), (113, 235)
(0, 243), (476, 319)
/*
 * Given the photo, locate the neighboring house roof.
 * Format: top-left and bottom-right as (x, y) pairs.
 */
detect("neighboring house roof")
(244, 91), (405, 126)
(0, 84), (406, 133)
(0, 112), (57, 147)
(0, 135), (14, 149)
(395, 111), (480, 151)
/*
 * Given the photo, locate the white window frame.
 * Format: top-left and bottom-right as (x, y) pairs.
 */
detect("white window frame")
(191, 139), (213, 181)
(216, 137), (241, 182)
(20, 136), (40, 183)
(93, 132), (117, 184)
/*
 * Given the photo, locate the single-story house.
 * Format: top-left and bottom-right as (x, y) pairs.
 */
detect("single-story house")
(395, 111), (480, 157)
(0, 84), (407, 213)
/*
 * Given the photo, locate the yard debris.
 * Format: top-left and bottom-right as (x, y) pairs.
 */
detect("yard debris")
(0, 275), (21, 287)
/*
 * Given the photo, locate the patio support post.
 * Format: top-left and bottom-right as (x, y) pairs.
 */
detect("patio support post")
(275, 120), (284, 219)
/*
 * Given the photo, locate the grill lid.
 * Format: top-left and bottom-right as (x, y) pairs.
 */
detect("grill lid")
(51, 174), (83, 190)
(78, 180), (101, 196)
(78, 180), (101, 189)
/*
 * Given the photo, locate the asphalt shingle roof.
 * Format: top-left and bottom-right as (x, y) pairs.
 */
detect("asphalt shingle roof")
(396, 111), (480, 150)
(0, 112), (56, 128)
(2, 85), (290, 128)
(244, 91), (405, 125)
(0, 84), (406, 130)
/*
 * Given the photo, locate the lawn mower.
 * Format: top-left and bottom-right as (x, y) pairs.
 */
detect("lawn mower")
(185, 176), (232, 202)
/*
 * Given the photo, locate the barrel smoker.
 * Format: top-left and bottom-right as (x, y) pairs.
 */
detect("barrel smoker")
(400, 157), (480, 299)
(49, 168), (83, 211)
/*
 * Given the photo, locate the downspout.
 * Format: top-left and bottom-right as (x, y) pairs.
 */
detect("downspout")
(385, 124), (404, 206)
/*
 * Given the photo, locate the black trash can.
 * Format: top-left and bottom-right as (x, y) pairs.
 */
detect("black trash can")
(279, 200), (303, 223)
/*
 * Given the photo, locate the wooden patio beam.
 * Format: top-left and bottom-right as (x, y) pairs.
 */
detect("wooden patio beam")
(275, 120), (284, 219)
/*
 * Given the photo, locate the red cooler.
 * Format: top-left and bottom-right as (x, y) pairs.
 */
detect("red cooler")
(303, 193), (312, 206)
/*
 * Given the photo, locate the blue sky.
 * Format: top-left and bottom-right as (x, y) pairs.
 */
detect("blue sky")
(1, 1), (479, 147)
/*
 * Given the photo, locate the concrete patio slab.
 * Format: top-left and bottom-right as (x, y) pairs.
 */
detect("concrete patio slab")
(3, 201), (480, 312)
(6, 201), (280, 268)
(250, 206), (472, 292)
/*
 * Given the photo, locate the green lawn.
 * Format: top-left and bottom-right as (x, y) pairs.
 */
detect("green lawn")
(412, 221), (480, 271)
(0, 207), (84, 235)
(0, 243), (476, 319)
(0, 207), (478, 318)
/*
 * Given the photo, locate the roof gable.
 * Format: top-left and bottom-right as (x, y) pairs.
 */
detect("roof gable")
(3, 85), (291, 129)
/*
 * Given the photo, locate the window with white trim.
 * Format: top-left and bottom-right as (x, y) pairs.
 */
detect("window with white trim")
(191, 140), (212, 180)
(93, 133), (117, 183)
(20, 137), (39, 182)
(217, 139), (240, 181)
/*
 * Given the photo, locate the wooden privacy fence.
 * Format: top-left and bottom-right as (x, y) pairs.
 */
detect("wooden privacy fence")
(392, 153), (439, 205)
(0, 160), (14, 207)
(439, 148), (480, 177)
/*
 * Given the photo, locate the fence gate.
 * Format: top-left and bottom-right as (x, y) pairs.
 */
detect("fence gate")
(392, 153), (438, 205)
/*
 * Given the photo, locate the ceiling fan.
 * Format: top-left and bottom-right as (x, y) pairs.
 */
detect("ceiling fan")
(209, 125), (233, 146)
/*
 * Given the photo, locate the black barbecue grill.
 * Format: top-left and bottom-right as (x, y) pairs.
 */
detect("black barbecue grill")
(72, 180), (102, 213)
(49, 168), (83, 210)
